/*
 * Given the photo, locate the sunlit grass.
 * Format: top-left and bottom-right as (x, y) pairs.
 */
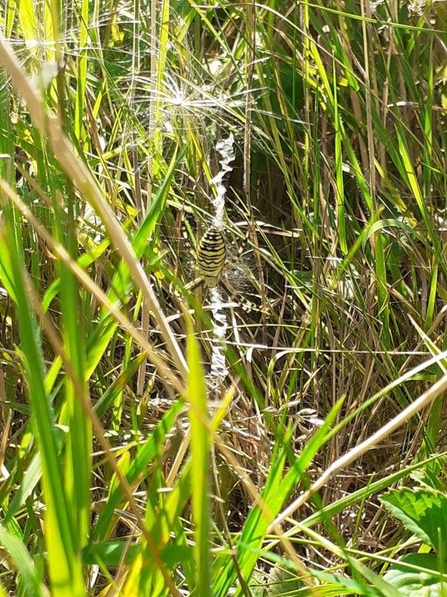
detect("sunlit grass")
(1, 0), (447, 595)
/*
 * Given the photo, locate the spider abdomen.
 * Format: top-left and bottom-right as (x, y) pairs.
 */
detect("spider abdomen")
(197, 227), (227, 287)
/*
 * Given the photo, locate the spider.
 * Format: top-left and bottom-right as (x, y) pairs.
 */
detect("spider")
(180, 217), (268, 315)
(196, 225), (227, 288)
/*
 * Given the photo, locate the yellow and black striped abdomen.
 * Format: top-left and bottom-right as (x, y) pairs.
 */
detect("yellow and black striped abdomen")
(197, 227), (226, 287)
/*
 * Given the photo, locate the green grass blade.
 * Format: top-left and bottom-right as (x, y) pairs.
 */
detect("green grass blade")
(0, 202), (85, 595)
(0, 524), (47, 597)
(186, 312), (211, 596)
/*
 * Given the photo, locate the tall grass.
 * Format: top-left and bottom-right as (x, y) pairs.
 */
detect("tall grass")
(1, 0), (447, 595)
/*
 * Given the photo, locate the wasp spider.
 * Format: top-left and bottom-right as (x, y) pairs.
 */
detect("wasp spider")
(180, 218), (267, 314)
(182, 219), (246, 290)
(197, 226), (227, 287)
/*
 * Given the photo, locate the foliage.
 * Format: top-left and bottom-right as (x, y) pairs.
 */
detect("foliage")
(380, 466), (447, 595)
(1, 0), (447, 595)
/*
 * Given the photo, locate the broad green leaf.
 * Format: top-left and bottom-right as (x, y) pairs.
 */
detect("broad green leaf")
(381, 488), (447, 554)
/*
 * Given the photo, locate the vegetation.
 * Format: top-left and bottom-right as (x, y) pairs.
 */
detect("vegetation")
(1, 0), (447, 595)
